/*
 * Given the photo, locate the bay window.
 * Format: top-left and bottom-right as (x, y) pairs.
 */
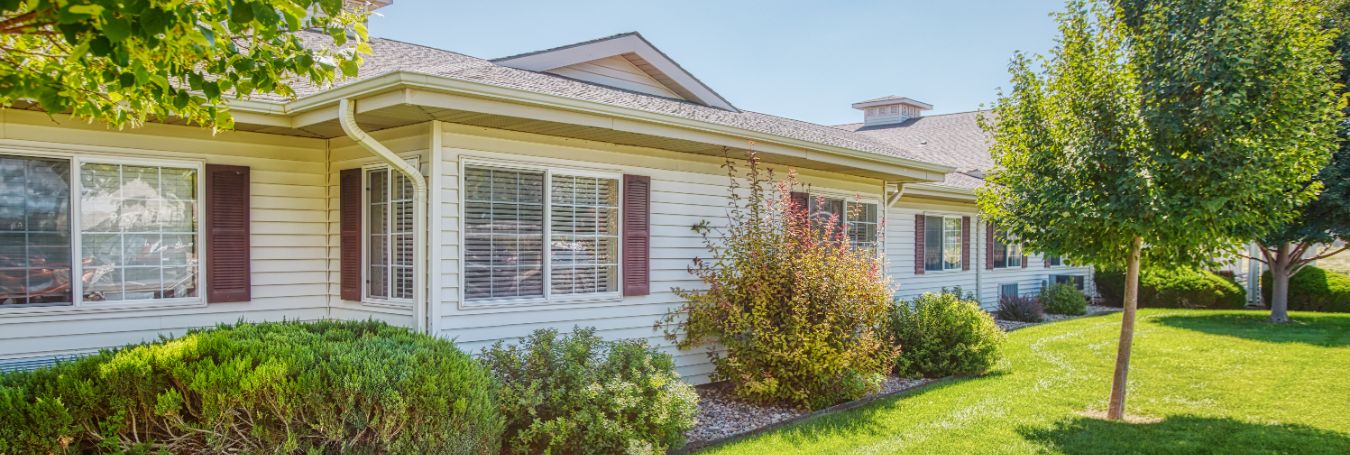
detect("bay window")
(462, 163), (620, 304)
(924, 215), (962, 271)
(0, 153), (202, 308)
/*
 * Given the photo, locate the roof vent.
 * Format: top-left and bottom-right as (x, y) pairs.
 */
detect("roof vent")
(852, 96), (932, 127)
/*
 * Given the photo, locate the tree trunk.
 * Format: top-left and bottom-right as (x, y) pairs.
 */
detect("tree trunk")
(1269, 243), (1293, 324)
(1107, 235), (1143, 421)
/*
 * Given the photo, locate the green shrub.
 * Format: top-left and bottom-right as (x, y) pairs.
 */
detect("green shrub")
(1040, 283), (1089, 315)
(1096, 267), (1246, 309)
(1261, 266), (1350, 313)
(0, 320), (503, 454)
(664, 152), (896, 410)
(997, 295), (1045, 322)
(481, 327), (699, 455)
(890, 293), (1006, 378)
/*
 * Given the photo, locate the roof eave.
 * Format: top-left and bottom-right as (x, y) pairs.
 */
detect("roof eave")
(229, 71), (955, 181)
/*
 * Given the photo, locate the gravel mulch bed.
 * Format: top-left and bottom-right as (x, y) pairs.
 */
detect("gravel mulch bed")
(996, 304), (1119, 331)
(683, 376), (933, 447)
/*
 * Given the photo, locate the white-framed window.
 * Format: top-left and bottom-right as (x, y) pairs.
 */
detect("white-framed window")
(461, 160), (620, 305)
(806, 194), (880, 250)
(1000, 283), (1020, 300)
(364, 166), (416, 303)
(992, 230), (1022, 269)
(0, 151), (204, 308)
(924, 215), (962, 271)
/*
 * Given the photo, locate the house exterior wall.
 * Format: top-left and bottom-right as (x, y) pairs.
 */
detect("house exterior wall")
(0, 110), (333, 365)
(430, 122), (881, 383)
(886, 196), (1095, 309)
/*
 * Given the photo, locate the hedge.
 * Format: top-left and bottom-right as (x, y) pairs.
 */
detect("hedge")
(1261, 266), (1350, 313)
(1096, 267), (1246, 309)
(0, 320), (503, 454)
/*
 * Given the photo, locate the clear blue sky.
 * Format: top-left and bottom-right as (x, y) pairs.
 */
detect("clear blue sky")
(367, 0), (1064, 126)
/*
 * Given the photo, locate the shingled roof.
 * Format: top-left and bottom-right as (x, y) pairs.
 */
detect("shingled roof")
(837, 110), (993, 191)
(270, 32), (937, 165)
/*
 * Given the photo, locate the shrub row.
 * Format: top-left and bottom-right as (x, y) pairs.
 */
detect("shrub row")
(0, 320), (502, 454)
(1261, 266), (1350, 313)
(0, 322), (697, 454)
(891, 292), (1006, 378)
(1096, 267), (1246, 309)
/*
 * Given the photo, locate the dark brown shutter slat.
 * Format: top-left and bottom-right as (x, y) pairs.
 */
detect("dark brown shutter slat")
(985, 222), (995, 270)
(206, 164), (250, 303)
(340, 168), (362, 301)
(961, 216), (971, 271)
(913, 214), (925, 275)
(623, 174), (651, 296)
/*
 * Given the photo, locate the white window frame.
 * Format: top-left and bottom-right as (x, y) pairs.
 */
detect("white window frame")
(806, 190), (883, 253)
(360, 160), (419, 307)
(458, 157), (623, 308)
(0, 148), (207, 314)
(923, 214), (964, 272)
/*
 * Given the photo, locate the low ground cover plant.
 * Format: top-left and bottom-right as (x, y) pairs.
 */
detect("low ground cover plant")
(998, 295), (1046, 322)
(664, 151), (896, 410)
(1096, 267), (1246, 309)
(481, 327), (698, 455)
(1041, 283), (1089, 315)
(1261, 266), (1350, 313)
(0, 320), (502, 454)
(891, 292), (1006, 378)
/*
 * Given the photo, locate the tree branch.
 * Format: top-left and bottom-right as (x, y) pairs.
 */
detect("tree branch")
(1301, 244), (1350, 263)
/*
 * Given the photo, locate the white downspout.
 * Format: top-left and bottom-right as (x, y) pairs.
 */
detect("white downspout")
(338, 98), (429, 334)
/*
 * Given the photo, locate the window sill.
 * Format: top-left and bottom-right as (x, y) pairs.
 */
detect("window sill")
(459, 293), (624, 311)
(921, 268), (969, 274)
(360, 298), (414, 310)
(0, 298), (207, 319)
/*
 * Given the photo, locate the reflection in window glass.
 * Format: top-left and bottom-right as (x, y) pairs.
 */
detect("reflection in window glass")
(550, 175), (619, 295)
(0, 155), (72, 306)
(366, 168), (416, 301)
(463, 166), (545, 300)
(80, 163), (197, 302)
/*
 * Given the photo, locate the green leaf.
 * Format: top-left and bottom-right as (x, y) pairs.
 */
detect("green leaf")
(103, 17), (131, 42)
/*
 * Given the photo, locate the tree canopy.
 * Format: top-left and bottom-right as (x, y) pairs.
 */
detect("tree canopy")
(0, 0), (372, 130)
(980, 0), (1342, 270)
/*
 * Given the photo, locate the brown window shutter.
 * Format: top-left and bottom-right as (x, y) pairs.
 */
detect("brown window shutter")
(790, 191), (810, 213)
(986, 222), (995, 270)
(205, 164), (250, 303)
(913, 214), (925, 275)
(623, 174), (651, 296)
(1022, 252), (1029, 268)
(340, 168), (362, 301)
(961, 216), (971, 271)
(1044, 255), (1051, 268)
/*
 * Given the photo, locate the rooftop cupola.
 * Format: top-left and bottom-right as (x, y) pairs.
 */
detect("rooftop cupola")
(852, 96), (932, 127)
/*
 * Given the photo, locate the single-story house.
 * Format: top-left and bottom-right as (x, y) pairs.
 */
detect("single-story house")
(0, 8), (1093, 382)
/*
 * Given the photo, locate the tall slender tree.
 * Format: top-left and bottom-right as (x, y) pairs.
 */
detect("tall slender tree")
(980, 0), (1341, 420)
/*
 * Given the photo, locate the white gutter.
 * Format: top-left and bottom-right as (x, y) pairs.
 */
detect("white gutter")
(338, 98), (430, 334)
(230, 71), (955, 178)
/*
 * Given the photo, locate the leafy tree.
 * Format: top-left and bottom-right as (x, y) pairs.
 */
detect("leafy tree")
(1255, 0), (1350, 323)
(0, 0), (372, 131)
(979, 0), (1340, 420)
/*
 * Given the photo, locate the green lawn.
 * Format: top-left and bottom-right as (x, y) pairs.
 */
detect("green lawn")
(699, 309), (1350, 454)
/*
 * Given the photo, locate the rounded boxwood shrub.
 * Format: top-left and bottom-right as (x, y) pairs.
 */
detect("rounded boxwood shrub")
(1261, 266), (1350, 313)
(481, 327), (699, 455)
(0, 320), (503, 454)
(1096, 267), (1246, 309)
(891, 293), (1006, 378)
(1041, 282), (1088, 315)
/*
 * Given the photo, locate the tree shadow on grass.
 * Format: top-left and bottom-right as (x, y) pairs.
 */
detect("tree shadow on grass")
(1153, 312), (1350, 347)
(1020, 414), (1350, 455)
